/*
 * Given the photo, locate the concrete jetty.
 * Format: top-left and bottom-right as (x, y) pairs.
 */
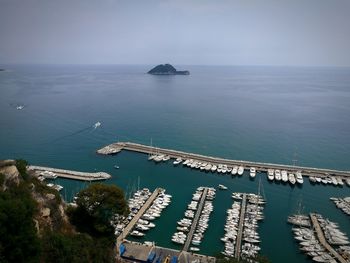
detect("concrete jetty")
(235, 194), (247, 259)
(183, 187), (208, 252)
(97, 142), (350, 179)
(117, 188), (162, 249)
(310, 213), (348, 263)
(28, 165), (111, 181)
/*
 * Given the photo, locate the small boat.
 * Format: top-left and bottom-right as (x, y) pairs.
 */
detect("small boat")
(93, 121), (101, 129)
(114, 164), (119, 169)
(16, 105), (24, 110)
(173, 158), (182, 165)
(275, 170), (281, 181)
(289, 173), (296, 185)
(267, 169), (274, 181)
(238, 166), (244, 175)
(250, 167), (256, 178)
(218, 184), (228, 190)
(281, 170), (288, 183)
(190, 247), (200, 252)
(231, 166), (238, 175)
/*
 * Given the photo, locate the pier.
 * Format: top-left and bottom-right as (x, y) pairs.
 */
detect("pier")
(97, 142), (350, 178)
(117, 188), (162, 249)
(310, 213), (347, 263)
(235, 194), (247, 259)
(28, 165), (111, 181)
(183, 187), (209, 252)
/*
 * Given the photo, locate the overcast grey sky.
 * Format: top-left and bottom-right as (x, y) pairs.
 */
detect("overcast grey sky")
(1, 0), (350, 66)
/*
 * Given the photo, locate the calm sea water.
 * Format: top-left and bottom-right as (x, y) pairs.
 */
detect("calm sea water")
(0, 64), (349, 262)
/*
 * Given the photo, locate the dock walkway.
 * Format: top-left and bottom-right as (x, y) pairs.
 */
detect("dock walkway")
(28, 165), (111, 181)
(97, 142), (350, 178)
(235, 194), (247, 259)
(183, 187), (209, 252)
(117, 188), (161, 250)
(310, 213), (347, 263)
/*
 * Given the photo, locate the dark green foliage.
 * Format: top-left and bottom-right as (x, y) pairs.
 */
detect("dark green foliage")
(69, 183), (128, 240)
(15, 159), (28, 180)
(0, 181), (40, 263)
(41, 232), (114, 263)
(0, 173), (4, 185)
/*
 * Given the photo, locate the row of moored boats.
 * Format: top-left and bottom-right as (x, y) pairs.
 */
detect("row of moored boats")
(172, 187), (216, 253)
(330, 197), (350, 216)
(309, 176), (350, 187)
(289, 213), (350, 262)
(266, 169), (303, 185)
(221, 192), (265, 258)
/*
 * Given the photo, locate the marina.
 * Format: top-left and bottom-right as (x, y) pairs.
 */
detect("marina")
(97, 142), (350, 181)
(28, 165), (111, 181)
(330, 197), (350, 216)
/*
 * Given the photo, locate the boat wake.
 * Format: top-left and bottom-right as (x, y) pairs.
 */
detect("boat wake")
(51, 122), (102, 143)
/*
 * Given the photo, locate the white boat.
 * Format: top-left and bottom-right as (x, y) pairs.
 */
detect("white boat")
(267, 169), (274, 181)
(289, 173), (296, 185)
(93, 121), (101, 129)
(275, 170), (281, 181)
(295, 171), (303, 184)
(114, 164), (119, 169)
(190, 247), (200, 252)
(211, 165), (217, 172)
(173, 158), (182, 165)
(130, 230), (144, 237)
(218, 184), (228, 190)
(16, 105), (24, 110)
(238, 166), (244, 175)
(232, 166), (238, 175)
(281, 170), (288, 183)
(250, 167), (256, 178)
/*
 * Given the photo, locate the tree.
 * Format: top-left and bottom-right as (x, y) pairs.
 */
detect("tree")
(69, 183), (128, 239)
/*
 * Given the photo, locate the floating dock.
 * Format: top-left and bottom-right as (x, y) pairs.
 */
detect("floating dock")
(28, 165), (111, 181)
(309, 213), (348, 263)
(97, 142), (350, 179)
(183, 187), (208, 252)
(117, 188), (162, 249)
(235, 194), (247, 259)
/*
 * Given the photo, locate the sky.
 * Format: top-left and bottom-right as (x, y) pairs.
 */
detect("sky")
(0, 0), (350, 66)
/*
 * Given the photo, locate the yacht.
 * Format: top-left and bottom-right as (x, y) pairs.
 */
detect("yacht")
(250, 167), (256, 178)
(238, 166), (244, 175)
(274, 170), (281, 181)
(281, 170), (288, 183)
(289, 173), (296, 185)
(218, 184), (228, 190)
(232, 166), (238, 175)
(267, 169), (274, 181)
(211, 165), (217, 172)
(130, 230), (145, 237)
(173, 158), (182, 165)
(295, 171), (303, 184)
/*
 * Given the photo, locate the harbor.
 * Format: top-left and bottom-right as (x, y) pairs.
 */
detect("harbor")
(115, 187), (216, 263)
(27, 165), (111, 181)
(97, 142), (350, 180)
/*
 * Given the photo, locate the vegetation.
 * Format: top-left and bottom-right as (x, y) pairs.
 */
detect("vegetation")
(148, 64), (190, 75)
(0, 171), (40, 263)
(68, 183), (128, 240)
(0, 160), (128, 263)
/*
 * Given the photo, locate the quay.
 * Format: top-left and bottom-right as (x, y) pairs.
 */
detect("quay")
(27, 165), (111, 181)
(97, 142), (350, 178)
(183, 187), (209, 252)
(119, 241), (216, 263)
(235, 194), (247, 259)
(117, 188), (162, 249)
(310, 213), (347, 263)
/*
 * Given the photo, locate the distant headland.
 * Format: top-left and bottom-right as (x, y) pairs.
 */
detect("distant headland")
(147, 64), (190, 75)
(0, 69), (5, 71)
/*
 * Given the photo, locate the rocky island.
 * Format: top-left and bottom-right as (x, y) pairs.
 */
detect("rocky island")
(147, 64), (190, 75)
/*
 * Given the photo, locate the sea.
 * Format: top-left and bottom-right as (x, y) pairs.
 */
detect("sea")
(0, 64), (349, 262)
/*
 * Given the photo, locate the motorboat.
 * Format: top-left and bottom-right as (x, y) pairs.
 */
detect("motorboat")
(250, 167), (256, 178)
(218, 184), (228, 190)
